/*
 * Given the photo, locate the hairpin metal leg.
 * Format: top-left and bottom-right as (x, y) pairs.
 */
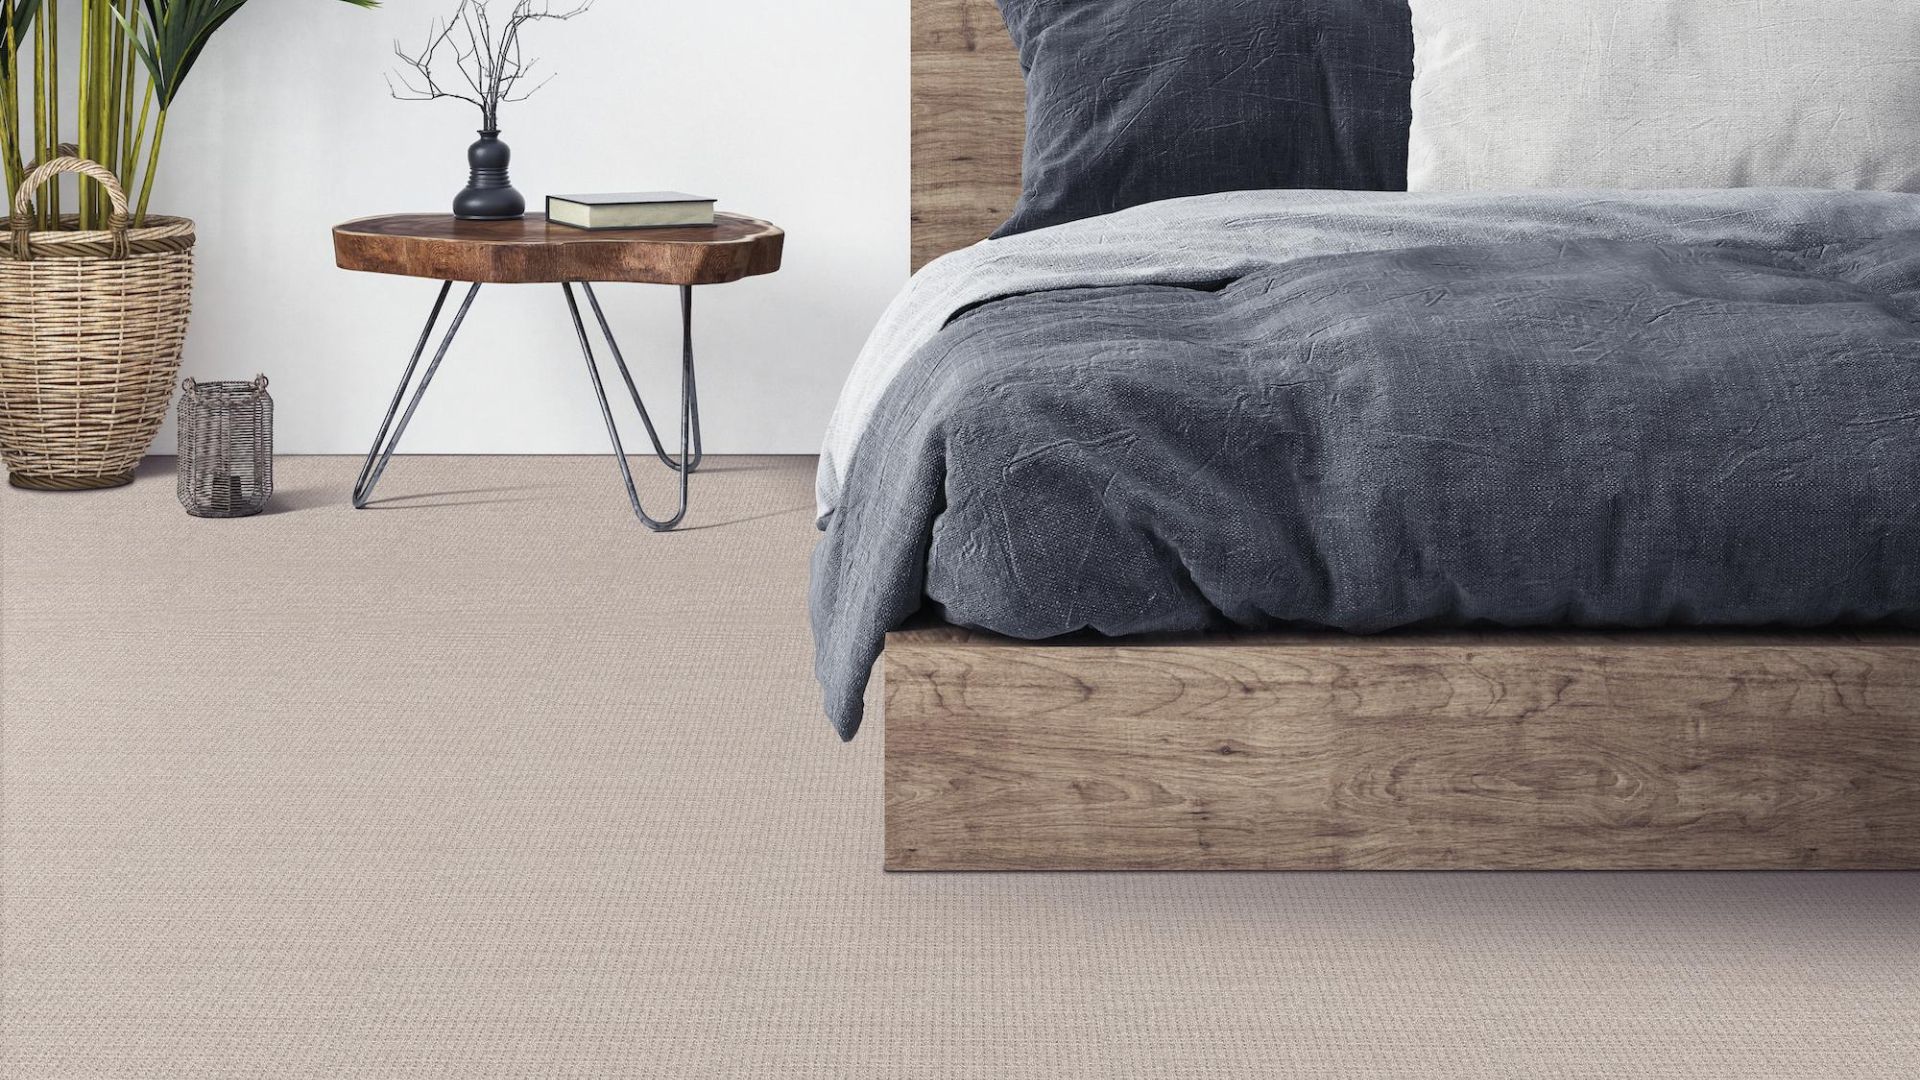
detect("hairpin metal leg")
(352, 281), (483, 509)
(582, 282), (702, 474)
(564, 282), (698, 531)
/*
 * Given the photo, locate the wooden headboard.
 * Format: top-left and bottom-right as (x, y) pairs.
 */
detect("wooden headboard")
(911, 0), (1025, 270)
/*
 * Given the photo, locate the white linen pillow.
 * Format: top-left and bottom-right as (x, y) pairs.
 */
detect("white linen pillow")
(1406, 0), (1920, 192)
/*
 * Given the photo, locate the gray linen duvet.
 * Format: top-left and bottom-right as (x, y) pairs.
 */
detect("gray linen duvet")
(812, 190), (1920, 739)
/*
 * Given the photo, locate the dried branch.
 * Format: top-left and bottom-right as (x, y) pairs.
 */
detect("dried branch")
(389, 0), (592, 129)
(387, 6), (485, 111)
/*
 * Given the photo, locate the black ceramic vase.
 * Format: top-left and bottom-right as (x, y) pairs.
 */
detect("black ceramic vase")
(453, 130), (526, 221)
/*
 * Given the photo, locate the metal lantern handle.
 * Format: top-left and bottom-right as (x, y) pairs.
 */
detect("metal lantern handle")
(180, 375), (271, 398)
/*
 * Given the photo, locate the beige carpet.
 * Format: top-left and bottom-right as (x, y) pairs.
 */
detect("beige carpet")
(2, 455), (1916, 1079)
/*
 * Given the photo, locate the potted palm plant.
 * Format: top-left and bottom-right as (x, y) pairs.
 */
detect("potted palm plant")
(0, 0), (376, 491)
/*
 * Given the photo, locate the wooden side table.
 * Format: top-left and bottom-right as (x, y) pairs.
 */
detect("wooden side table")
(332, 213), (784, 530)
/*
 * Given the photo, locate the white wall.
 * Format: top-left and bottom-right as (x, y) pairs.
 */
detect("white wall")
(86, 0), (908, 454)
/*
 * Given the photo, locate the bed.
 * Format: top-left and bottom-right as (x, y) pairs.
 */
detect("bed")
(815, 0), (1920, 870)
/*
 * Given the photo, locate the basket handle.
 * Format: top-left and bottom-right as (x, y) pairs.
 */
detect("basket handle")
(12, 143), (81, 236)
(9, 156), (132, 261)
(22, 142), (82, 173)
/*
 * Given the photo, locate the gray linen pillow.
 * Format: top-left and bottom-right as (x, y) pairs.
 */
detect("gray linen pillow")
(996, 0), (1416, 237)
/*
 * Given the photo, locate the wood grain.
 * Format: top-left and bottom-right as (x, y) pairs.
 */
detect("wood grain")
(884, 626), (1920, 871)
(333, 213), (784, 285)
(912, 0), (1025, 270)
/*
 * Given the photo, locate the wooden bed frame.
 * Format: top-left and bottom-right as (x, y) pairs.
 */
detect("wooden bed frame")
(887, 0), (1920, 871)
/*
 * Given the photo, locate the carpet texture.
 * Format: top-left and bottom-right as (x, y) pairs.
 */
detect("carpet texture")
(3, 456), (1916, 1079)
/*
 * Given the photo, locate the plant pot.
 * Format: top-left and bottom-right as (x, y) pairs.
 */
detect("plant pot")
(453, 130), (526, 221)
(0, 158), (195, 490)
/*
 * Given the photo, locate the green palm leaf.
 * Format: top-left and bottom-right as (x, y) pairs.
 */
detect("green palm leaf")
(107, 0), (376, 223)
(1, 0), (40, 69)
(118, 0), (377, 108)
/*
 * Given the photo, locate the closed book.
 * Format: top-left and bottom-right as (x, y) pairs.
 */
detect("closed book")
(546, 192), (717, 230)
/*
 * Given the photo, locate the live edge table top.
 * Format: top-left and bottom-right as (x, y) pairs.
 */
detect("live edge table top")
(332, 212), (784, 286)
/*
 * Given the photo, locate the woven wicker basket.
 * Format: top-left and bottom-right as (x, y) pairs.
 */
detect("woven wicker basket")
(0, 157), (196, 490)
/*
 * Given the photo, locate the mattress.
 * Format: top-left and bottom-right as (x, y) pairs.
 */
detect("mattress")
(811, 189), (1920, 738)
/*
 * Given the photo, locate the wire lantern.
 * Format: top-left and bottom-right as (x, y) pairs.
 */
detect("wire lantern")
(177, 376), (274, 518)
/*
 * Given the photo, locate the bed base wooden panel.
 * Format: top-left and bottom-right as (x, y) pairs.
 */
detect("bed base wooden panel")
(883, 626), (1920, 871)
(912, 0), (1024, 270)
